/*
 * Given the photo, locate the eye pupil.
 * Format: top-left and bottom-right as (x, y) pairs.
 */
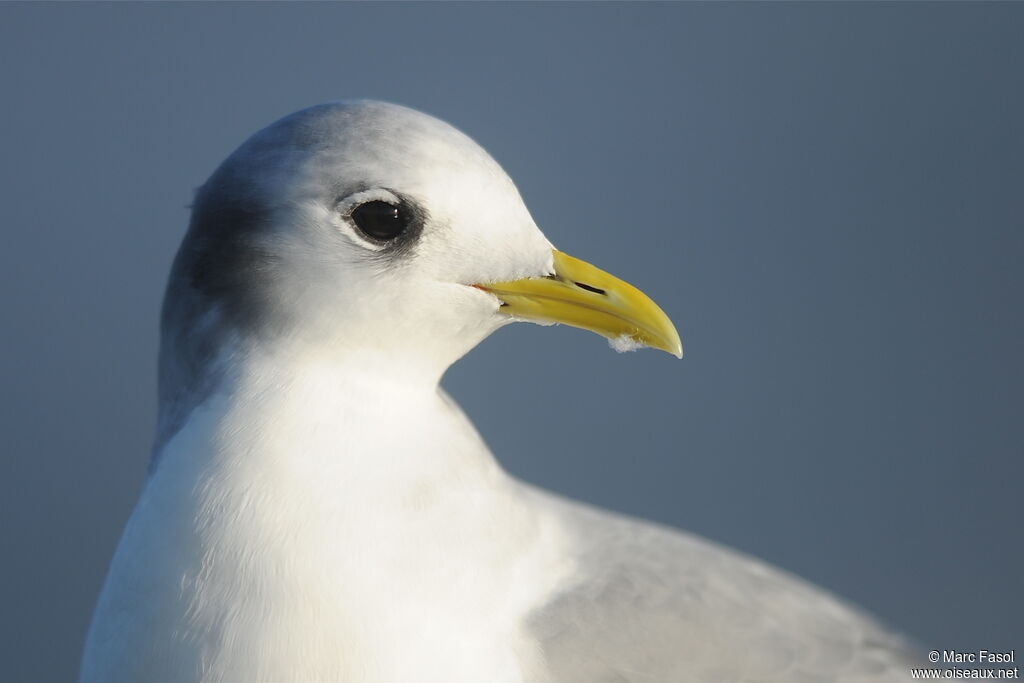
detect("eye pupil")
(351, 200), (408, 241)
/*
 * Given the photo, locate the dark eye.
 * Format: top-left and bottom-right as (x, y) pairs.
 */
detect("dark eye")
(350, 200), (409, 241)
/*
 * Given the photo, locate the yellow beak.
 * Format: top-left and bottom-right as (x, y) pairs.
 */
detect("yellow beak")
(475, 250), (682, 358)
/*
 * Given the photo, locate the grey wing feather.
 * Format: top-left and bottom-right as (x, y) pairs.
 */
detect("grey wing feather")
(526, 489), (922, 683)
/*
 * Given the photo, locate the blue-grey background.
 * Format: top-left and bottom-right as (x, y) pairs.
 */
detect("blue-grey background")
(2, 3), (1021, 681)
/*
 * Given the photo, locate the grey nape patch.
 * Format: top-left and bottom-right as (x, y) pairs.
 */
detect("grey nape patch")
(150, 180), (279, 469)
(150, 100), (440, 468)
(149, 106), (346, 467)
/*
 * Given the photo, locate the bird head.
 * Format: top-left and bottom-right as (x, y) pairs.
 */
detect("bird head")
(157, 101), (680, 447)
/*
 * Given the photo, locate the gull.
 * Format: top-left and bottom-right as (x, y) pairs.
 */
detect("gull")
(80, 101), (920, 682)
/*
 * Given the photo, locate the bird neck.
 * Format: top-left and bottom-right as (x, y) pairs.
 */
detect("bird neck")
(149, 335), (529, 605)
(175, 338), (493, 475)
(133, 341), (567, 682)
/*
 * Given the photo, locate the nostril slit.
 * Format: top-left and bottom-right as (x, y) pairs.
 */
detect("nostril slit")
(574, 282), (606, 295)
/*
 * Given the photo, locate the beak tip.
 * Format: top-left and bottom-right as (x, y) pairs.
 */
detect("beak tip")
(659, 326), (683, 360)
